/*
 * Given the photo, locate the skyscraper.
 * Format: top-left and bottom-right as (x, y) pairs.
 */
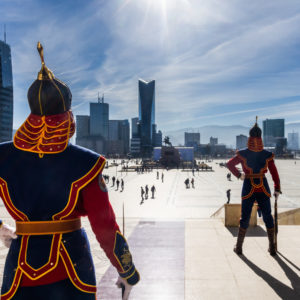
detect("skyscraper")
(236, 134), (247, 150)
(0, 40), (13, 142)
(185, 132), (200, 147)
(263, 119), (284, 147)
(287, 132), (299, 150)
(90, 95), (109, 139)
(138, 79), (155, 156)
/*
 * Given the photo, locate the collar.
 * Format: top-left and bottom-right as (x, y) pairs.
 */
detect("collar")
(13, 111), (75, 158)
(247, 137), (264, 152)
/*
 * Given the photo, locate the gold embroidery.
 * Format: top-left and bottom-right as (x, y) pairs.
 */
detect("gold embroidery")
(121, 248), (132, 269)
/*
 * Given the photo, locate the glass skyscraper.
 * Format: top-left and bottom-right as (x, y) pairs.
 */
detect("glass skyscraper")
(0, 40), (13, 142)
(89, 99), (109, 139)
(263, 119), (284, 147)
(138, 79), (155, 156)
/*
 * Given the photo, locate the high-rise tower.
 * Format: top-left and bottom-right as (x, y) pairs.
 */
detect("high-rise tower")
(138, 79), (155, 156)
(0, 39), (13, 142)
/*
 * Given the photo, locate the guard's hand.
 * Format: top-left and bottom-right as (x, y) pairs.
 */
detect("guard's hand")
(116, 276), (133, 300)
(274, 191), (281, 199)
(0, 224), (17, 248)
(239, 173), (245, 180)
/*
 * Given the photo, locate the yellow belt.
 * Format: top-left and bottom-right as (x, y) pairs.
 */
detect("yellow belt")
(15, 218), (81, 235)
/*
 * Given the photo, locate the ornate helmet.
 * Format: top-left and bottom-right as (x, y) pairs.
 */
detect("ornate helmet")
(14, 43), (75, 157)
(249, 116), (262, 138)
(27, 42), (72, 116)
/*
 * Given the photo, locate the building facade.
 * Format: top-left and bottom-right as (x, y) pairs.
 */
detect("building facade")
(236, 134), (248, 150)
(89, 99), (109, 139)
(184, 132), (200, 148)
(263, 119), (284, 147)
(138, 79), (155, 156)
(0, 40), (13, 142)
(287, 132), (299, 150)
(209, 137), (218, 145)
(107, 119), (130, 156)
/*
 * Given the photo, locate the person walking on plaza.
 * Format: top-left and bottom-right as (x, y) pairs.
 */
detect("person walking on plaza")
(141, 187), (145, 203)
(116, 179), (120, 191)
(145, 185), (149, 200)
(226, 189), (231, 204)
(161, 173), (164, 183)
(184, 178), (190, 189)
(191, 178), (195, 188)
(157, 171), (159, 179)
(112, 176), (116, 187)
(151, 185), (156, 199)
(0, 43), (139, 300)
(121, 179), (124, 192)
(227, 117), (281, 256)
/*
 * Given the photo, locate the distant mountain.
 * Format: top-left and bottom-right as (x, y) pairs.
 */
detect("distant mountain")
(165, 123), (300, 147)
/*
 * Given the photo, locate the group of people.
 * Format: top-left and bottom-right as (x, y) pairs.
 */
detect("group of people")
(140, 185), (156, 204)
(184, 178), (195, 189)
(156, 171), (164, 182)
(102, 175), (125, 192)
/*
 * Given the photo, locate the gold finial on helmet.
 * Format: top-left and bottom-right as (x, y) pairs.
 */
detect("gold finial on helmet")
(256, 116), (258, 124)
(37, 42), (54, 80)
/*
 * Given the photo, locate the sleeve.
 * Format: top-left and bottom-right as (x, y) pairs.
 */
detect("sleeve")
(226, 154), (243, 178)
(268, 158), (281, 193)
(81, 174), (140, 285)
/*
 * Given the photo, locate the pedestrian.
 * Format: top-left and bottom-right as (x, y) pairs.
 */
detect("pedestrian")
(161, 173), (164, 183)
(0, 43), (139, 300)
(112, 176), (116, 187)
(226, 189), (231, 204)
(151, 185), (156, 198)
(145, 185), (149, 199)
(184, 178), (189, 189)
(227, 117), (281, 256)
(141, 187), (145, 202)
(116, 179), (120, 190)
(191, 178), (195, 188)
(157, 171), (159, 179)
(121, 179), (124, 192)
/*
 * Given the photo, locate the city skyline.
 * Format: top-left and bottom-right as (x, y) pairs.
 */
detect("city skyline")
(1, 0), (300, 133)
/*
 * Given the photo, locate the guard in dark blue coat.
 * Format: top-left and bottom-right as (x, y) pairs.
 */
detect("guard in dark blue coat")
(227, 118), (281, 256)
(0, 43), (139, 300)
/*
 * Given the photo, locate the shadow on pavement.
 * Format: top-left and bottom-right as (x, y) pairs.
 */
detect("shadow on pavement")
(226, 225), (266, 237)
(239, 255), (300, 300)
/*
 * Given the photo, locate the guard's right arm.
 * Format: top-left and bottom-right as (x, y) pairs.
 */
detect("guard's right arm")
(81, 174), (140, 286)
(226, 155), (243, 179)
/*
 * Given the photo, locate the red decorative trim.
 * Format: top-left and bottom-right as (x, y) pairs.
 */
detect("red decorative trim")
(13, 111), (75, 155)
(60, 243), (96, 293)
(18, 235), (61, 280)
(247, 137), (264, 152)
(1, 268), (22, 300)
(53, 156), (106, 220)
(0, 178), (28, 221)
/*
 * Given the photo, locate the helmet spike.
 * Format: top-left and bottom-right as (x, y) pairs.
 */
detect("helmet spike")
(37, 42), (54, 80)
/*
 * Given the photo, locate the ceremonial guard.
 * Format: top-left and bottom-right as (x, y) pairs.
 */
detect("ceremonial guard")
(227, 118), (281, 256)
(0, 43), (139, 299)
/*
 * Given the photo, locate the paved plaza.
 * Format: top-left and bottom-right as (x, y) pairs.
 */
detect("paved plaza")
(0, 159), (300, 299)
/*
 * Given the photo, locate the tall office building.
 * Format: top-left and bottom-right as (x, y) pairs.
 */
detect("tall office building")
(287, 132), (299, 150)
(263, 119), (284, 147)
(185, 132), (200, 147)
(131, 117), (139, 138)
(138, 79), (155, 156)
(108, 119), (130, 155)
(236, 134), (247, 150)
(76, 115), (90, 138)
(0, 40), (13, 142)
(90, 95), (109, 139)
(209, 137), (218, 145)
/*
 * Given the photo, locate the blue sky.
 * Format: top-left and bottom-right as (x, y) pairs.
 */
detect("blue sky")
(2, 0), (300, 132)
